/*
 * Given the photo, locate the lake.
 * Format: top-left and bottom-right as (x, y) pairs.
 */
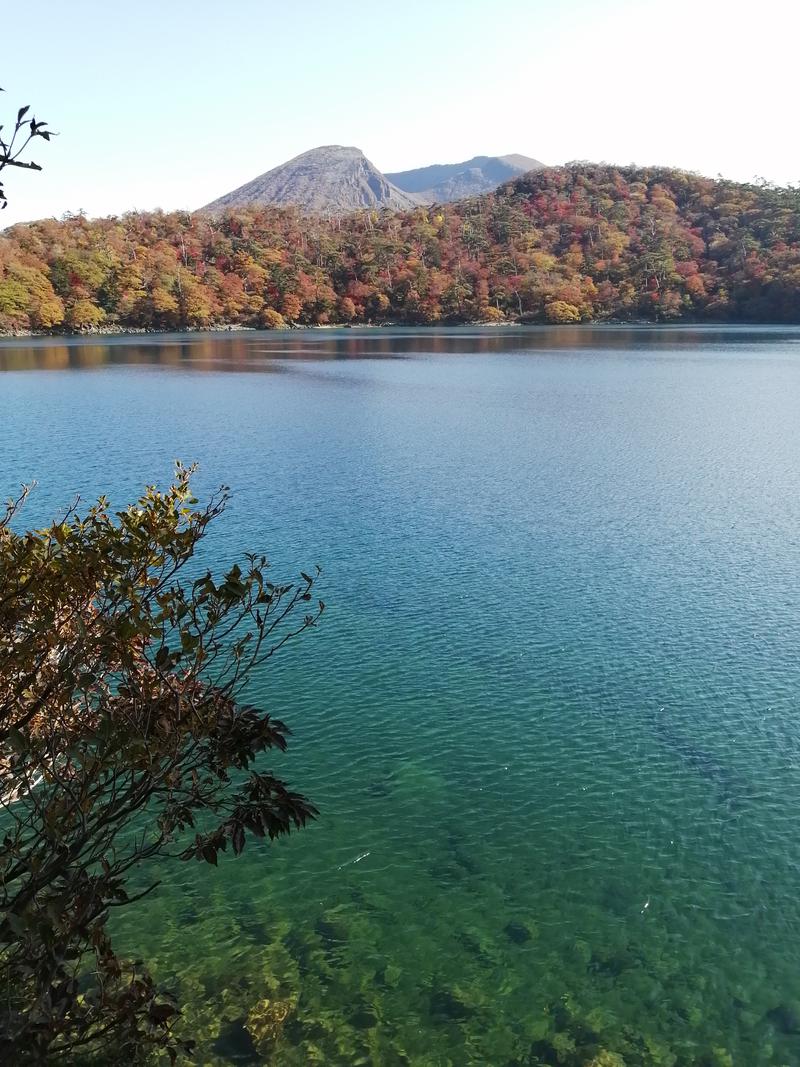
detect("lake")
(2, 325), (800, 1066)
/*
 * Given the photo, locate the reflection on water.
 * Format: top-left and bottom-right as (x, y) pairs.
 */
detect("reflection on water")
(3, 326), (800, 1065)
(2, 323), (800, 374)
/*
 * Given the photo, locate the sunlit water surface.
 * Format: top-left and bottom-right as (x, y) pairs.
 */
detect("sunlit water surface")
(3, 326), (800, 1066)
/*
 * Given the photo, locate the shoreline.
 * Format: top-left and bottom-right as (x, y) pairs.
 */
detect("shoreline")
(0, 318), (795, 341)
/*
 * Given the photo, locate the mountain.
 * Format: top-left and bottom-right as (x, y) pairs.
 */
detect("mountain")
(203, 147), (544, 216)
(386, 154), (544, 203)
(203, 145), (419, 215)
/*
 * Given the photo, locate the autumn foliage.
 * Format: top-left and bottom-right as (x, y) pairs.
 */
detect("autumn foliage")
(1, 164), (799, 333)
(0, 468), (322, 1061)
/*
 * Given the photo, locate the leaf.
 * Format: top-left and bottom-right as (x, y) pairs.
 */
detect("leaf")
(232, 824), (245, 856)
(16, 105), (29, 122)
(149, 1002), (178, 1022)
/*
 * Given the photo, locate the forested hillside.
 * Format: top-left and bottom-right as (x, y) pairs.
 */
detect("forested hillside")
(1, 164), (798, 333)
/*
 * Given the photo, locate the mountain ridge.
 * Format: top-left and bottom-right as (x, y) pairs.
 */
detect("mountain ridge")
(386, 153), (544, 202)
(203, 146), (543, 215)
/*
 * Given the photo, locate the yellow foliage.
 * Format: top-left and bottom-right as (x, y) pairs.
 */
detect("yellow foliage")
(260, 307), (286, 329)
(531, 251), (557, 271)
(545, 300), (581, 323)
(66, 299), (105, 329)
(151, 287), (178, 316)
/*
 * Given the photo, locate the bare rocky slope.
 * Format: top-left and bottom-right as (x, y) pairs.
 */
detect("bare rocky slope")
(203, 146), (419, 215)
(203, 147), (544, 216)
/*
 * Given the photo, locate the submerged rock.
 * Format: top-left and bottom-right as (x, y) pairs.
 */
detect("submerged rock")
(282, 928), (314, 977)
(246, 997), (294, 1056)
(350, 1003), (378, 1030)
(211, 1017), (260, 1064)
(529, 1039), (561, 1065)
(429, 988), (475, 1022)
(586, 1053), (626, 1067)
(315, 914), (349, 953)
(366, 779), (391, 798)
(504, 921), (532, 945)
(766, 1001), (800, 1034)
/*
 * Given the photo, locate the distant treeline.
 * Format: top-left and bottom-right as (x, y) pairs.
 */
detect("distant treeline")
(1, 164), (799, 332)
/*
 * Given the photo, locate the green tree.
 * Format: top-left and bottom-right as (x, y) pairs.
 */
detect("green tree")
(0, 465), (323, 1062)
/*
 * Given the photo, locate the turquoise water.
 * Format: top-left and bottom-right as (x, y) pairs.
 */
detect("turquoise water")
(2, 326), (800, 1065)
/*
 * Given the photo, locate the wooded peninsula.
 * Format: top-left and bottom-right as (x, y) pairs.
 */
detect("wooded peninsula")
(1, 164), (798, 334)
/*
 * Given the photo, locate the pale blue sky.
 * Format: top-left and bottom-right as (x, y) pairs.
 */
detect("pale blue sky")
(1, 0), (797, 224)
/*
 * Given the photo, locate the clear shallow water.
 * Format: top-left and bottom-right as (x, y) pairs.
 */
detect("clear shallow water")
(3, 326), (800, 1066)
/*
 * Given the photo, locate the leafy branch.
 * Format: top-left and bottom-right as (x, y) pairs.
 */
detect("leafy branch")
(0, 464), (323, 1061)
(0, 91), (55, 208)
